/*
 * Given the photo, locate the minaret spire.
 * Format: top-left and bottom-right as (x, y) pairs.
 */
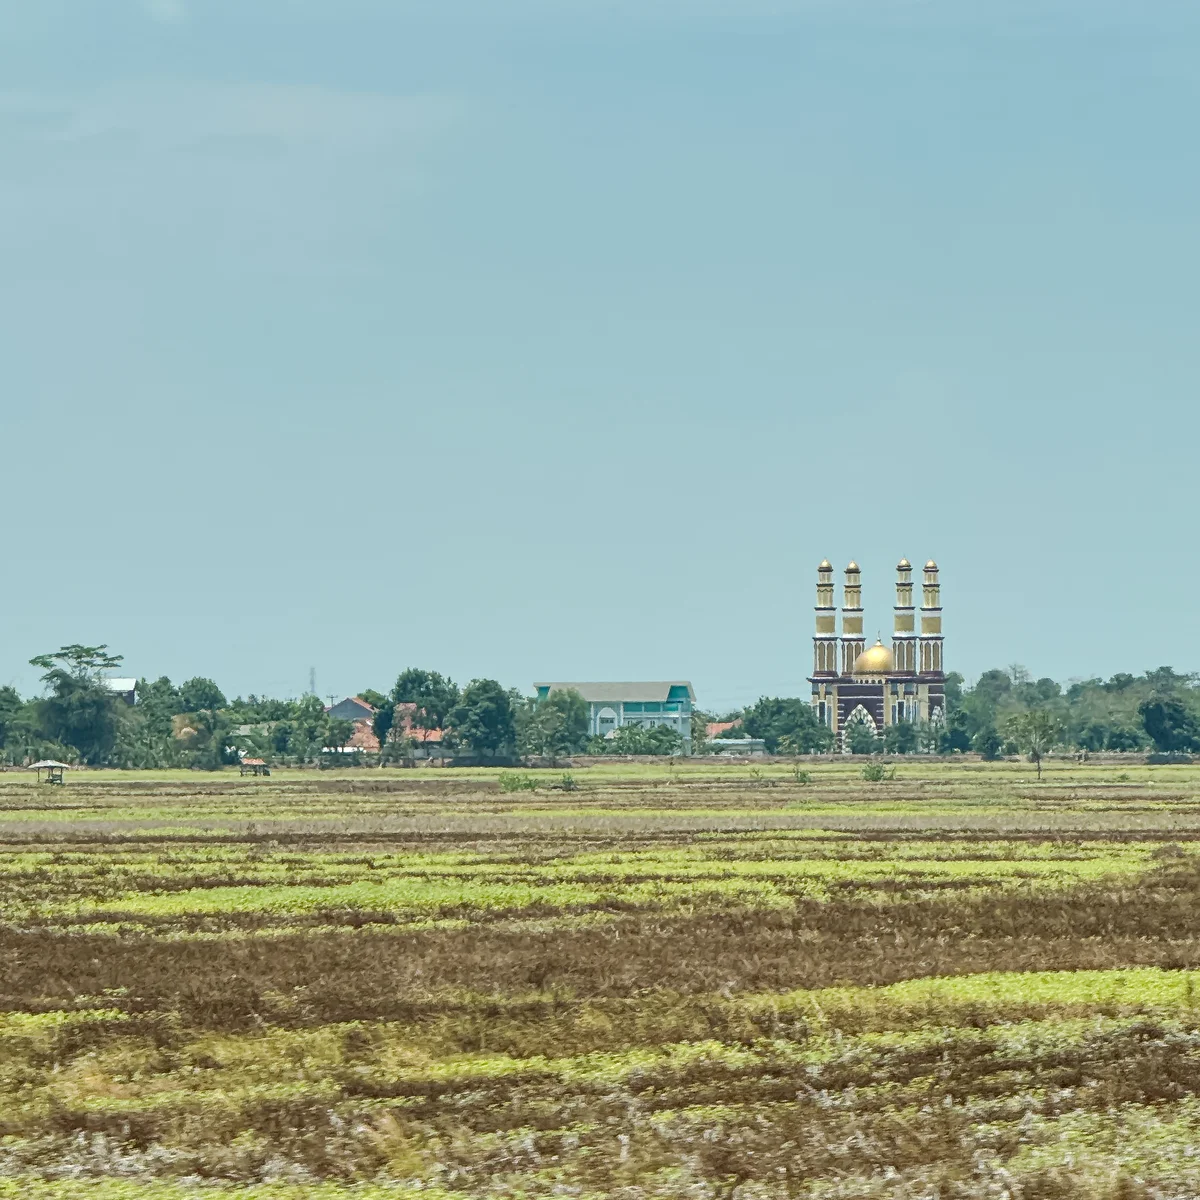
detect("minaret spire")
(812, 560), (838, 676)
(892, 558), (916, 675)
(919, 559), (944, 676)
(840, 562), (865, 675)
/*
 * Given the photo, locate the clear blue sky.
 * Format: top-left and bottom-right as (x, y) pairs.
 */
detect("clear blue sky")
(4, 0), (1198, 712)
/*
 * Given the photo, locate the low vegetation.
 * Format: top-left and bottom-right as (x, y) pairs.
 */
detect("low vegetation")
(6, 759), (1200, 1196)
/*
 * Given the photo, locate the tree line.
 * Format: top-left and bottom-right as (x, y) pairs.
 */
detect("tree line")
(7, 645), (1200, 769)
(0, 647), (670, 768)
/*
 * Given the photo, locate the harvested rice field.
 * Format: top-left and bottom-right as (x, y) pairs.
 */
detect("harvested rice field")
(5, 758), (1200, 1198)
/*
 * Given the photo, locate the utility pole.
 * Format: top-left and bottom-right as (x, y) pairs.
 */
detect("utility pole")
(309, 667), (316, 696)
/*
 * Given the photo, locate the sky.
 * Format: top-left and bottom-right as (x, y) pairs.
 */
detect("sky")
(3, 0), (1199, 712)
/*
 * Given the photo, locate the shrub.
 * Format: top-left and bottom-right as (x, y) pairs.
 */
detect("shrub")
(498, 772), (539, 793)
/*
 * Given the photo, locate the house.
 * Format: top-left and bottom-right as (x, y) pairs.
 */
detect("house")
(533, 682), (697, 753)
(706, 721), (740, 739)
(323, 697), (379, 753)
(104, 678), (138, 705)
(346, 723), (381, 752)
(326, 696), (376, 723)
(322, 698), (448, 757)
(393, 703), (446, 758)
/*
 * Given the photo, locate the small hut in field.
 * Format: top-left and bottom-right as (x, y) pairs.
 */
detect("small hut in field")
(30, 760), (69, 785)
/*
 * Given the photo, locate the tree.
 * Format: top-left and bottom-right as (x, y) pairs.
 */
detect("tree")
(883, 721), (918, 754)
(1139, 697), (1200, 754)
(185, 707), (235, 770)
(392, 669), (459, 741)
(845, 722), (879, 755)
(600, 723), (683, 756)
(0, 686), (22, 749)
(518, 689), (589, 758)
(690, 709), (716, 755)
(325, 718), (356, 751)
(29, 644), (125, 765)
(742, 697), (833, 754)
(939, 710), (972, 754)
(1106, 726), (1145, 752)
(1005, 709), (1062, 780)
(270, 720), (296, 756)
(30, 644), (124, 680)
(972, 725), (1003, 761)
(359, 689), (389, 710)
(290, 694), (329, 762)
(372, 704), (396, 760)
(179, 677), (227, 713)
(447, 679), (515, 758)
(916, 721), (942, 754)
(136, 678), (184, 738)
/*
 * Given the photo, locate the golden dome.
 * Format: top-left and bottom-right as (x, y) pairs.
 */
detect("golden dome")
(853, 640), (894, 675)
(819, 559), (832, 570)
(925, 559), (938, 570)
(846, 561), (860, 572)
(897, 558), (911, 569)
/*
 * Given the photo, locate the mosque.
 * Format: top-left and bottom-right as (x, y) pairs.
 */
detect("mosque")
(809, 559), (945, 747)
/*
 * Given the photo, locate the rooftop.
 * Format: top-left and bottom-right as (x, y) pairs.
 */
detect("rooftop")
(535, 681), (696, 703)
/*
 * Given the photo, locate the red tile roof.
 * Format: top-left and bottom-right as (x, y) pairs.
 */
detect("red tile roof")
(347, 722), (380, 751)
(706, 721), (740, 738)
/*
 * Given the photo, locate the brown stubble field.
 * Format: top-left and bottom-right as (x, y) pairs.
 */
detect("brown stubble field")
(5, 758), (1200, 1198)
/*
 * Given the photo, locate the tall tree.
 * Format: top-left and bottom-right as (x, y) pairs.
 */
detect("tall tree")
(325, 718), (356, 751)
(179, 677), (227, 713)
(372, 704), (396, 760)
(136, 677), (183, 738)
(391, 669), (459, 741)
(971, 725), (1003, 761)
(28, 644), (124, 765)
(0, 686), (22, 750)
(185, 708), (235, 771)
(741, 697), (834, 754)
(517, 689), (588, 758)
(689, 709), (716, 755)
(290, 694), (330, 762)
(1139, 697), (1200, 754)
(447, 679), (515, 757)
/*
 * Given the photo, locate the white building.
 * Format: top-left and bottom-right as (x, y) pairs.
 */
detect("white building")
(533, 681), (696, 752)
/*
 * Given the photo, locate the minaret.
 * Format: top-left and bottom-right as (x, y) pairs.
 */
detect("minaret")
(812, 560), (838, 676)
(840, 562), (865, 675)
(892, 558), (917, 675)
(919, 559), (944, 676)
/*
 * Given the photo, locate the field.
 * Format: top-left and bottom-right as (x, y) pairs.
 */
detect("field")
(6, 758), (1200, 1198)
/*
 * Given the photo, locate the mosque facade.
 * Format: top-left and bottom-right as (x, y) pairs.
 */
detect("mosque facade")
(809, 559), (945, 747)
